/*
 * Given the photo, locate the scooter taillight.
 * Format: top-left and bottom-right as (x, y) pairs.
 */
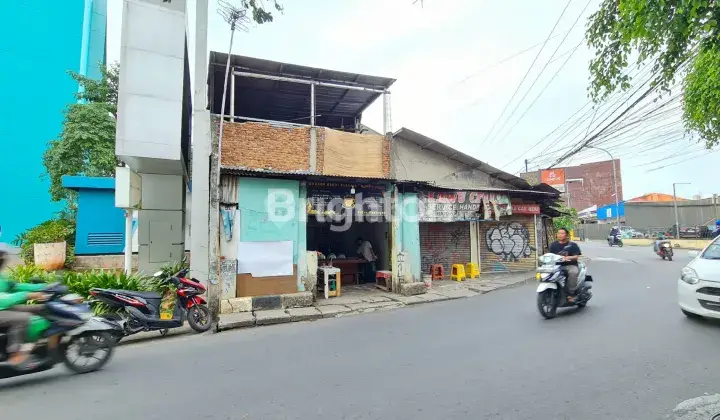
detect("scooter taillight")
(89, 290), (98, 296)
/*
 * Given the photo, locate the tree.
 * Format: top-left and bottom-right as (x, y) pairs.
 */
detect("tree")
(163, 0), (283, 24)
(586, 1), (720, 148)
(553, 204), (579, 232)
(42, 63), (119, 203)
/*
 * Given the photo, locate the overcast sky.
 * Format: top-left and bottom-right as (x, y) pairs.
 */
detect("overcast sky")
(107, 0), (718, 203)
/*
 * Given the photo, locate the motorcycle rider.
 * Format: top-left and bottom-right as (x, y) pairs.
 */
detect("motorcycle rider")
(549, 228), (582, 300)
(609, 225), (620, 244)
(0, 248), (48, 368)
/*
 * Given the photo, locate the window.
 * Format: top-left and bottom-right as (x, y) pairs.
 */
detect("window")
(701, 237), (720, 260)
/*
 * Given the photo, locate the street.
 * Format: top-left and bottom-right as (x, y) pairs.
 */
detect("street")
(2, 242), (719, 420)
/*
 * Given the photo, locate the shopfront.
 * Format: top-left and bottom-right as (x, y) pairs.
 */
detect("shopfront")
(479, 203), (541, 274)
(417, 189), (514, 277)
(305, 180), (391, 285)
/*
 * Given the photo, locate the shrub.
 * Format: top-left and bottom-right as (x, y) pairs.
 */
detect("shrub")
(12, 218), (76, 267)
(6, 264), (60, 283)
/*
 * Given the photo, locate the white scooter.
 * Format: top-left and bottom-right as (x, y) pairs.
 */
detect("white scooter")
(536, 249), (593, 319)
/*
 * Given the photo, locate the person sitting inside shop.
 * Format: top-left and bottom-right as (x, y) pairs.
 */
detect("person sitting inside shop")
(356, 236), (377, 283)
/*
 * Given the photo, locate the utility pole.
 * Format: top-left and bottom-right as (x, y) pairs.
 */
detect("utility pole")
(587, 146), (620, 226)
(673, 182), (691, 239)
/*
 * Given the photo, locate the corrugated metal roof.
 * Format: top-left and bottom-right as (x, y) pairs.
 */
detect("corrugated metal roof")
(208, 52), (396, 130)
(393, 128), (535, 191)
(221, 166), (395, 181)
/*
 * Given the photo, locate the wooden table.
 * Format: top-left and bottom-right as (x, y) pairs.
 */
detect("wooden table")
(319, 258), (365, 285)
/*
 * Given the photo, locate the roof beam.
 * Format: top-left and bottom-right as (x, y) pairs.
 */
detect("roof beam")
(233, 70), (388, 93)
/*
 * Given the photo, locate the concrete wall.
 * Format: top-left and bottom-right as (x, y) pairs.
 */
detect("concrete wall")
(399, 192), (421, 282)
(115, 0), (186, 174)
(391, 136), (513, 190)
(0, 0), (106, 242)
(625, 202), (719, 231)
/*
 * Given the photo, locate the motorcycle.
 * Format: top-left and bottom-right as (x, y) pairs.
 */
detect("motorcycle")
(1, 283), (120, 379)
(536, 251), (593, 319)
(655, 240), (674, 261)
(607, 234), (623, 247)
(89, 268), (212, 342)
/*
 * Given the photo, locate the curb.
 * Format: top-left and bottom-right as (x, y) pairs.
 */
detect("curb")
(120, 275), (533, 346)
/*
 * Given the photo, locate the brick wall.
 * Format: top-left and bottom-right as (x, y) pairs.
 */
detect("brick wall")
(565, 160), (623, 211)
(221, 122), (390, 177)
(221, 122), (311, 171)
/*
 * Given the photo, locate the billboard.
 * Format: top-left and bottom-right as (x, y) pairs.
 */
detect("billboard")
(540, 168), (566, 192)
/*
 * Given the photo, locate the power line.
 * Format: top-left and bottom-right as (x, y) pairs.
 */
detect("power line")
(485, 0), (593, 148)
(645, 149), (720, 172)
(476, 0), (574, 150)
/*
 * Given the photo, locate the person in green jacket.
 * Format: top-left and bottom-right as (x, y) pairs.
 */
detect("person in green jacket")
(0, 248), (48, 368)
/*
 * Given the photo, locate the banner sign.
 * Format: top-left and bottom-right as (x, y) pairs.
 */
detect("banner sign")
(418, 190), (512, 222)
(306, 181), (386, 217)
(540, 168), (566, 192)
(511, 203), (541, 215)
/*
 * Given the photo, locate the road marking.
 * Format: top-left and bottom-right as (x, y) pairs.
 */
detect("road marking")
(586, 257), (637, 264)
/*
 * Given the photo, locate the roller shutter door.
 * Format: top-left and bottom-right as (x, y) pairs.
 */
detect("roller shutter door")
(480, 215), (537, 273)
(419, 222), (471, 278)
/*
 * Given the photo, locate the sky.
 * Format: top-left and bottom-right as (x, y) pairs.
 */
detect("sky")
(107, 0), (718, 202)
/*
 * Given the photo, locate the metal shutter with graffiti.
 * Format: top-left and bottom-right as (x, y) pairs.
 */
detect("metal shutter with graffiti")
(480, 215), (537, 273)
(419, 222), (471, 278)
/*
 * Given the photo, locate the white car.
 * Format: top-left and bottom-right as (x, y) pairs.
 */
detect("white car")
(678, 236), (720, 319)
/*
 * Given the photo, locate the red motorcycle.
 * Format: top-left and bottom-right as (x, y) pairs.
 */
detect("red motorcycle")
(89, 268), (211, 342)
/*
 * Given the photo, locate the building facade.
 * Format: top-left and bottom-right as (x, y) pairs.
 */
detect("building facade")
(0, 0), (107, 242)
(521, 159), (623, 212)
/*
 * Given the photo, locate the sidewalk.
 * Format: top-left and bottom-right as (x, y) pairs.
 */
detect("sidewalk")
(117, 272), (532, 346)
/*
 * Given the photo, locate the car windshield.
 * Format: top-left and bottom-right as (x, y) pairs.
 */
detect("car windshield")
(701, 239), (720, 260)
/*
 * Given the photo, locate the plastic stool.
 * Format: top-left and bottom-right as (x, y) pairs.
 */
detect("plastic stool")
(450, 264), (466, 281)
(376, 270), (392, 291)
(430, 264), (444, 280)
(465, 263), (480, 279)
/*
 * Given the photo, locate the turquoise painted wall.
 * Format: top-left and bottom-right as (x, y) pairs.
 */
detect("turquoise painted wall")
(0, 1), (106, 243)
(238, 177), (302, 264)
(400, 192), (421, 280)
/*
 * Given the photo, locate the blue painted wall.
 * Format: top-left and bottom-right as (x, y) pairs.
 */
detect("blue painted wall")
(63, 176), (125, 255)
(238, 177), (302, 264)
(598, 202), (625, 221)
(400, 192), (421, 280)
(0, 1), (107, 243)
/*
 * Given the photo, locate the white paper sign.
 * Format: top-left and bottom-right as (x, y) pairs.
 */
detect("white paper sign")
(237, 241), (294, 277)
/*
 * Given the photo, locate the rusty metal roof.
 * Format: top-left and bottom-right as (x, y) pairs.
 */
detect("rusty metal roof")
(220, 166), (395, 181)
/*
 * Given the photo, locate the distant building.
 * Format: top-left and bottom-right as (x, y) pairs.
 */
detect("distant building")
(628, 192), (687, 203)
(521, 159), (623, 212)
(0, 0), (107, 242)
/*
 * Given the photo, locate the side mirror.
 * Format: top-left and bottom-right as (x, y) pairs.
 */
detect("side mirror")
(688, 251), (699, 259)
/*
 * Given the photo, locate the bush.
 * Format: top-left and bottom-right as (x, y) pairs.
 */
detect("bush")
(6, 264), (61, 283)
(12, 218), (76, 268)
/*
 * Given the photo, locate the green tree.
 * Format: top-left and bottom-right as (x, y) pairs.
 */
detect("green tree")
(586, 0), (720, 148)
(163, 0), (283, 24)
(42, 63), (119, 203)
(553, 204), (579, 232)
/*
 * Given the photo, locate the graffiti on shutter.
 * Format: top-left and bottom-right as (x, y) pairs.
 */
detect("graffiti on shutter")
(480, 216), (537, 273)
(419, 222), (471, 278)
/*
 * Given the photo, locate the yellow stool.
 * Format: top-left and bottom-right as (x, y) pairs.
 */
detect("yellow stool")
(465, 263), (480, 279)
(450, 264), (466, 281)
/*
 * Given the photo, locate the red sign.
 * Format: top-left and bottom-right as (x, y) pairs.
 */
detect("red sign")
(511, 204), (540, 215)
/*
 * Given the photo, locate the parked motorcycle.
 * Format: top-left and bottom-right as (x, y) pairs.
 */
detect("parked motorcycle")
(89, 268), (211, 342)
(655, 240), (674, 261)
(1, 283), (120, 379)
(607, 234), (623, 247)
(536, 251), (593, 319)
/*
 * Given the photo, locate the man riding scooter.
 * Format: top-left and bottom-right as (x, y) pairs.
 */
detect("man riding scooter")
(608, 226), (622, 246)
(0, 247), (49, 369)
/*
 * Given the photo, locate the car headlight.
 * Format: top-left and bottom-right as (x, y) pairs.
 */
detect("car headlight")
(681, 267), (700, 285)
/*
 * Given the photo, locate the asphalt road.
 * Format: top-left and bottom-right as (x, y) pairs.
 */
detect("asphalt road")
(3, 242), (720, 420)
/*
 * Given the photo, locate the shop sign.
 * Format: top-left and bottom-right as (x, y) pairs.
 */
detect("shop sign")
(306, 181), (386, 217)
(540, 168), (566, 192)
(418, 190), (512, 222)
(511, 203), (541, 215)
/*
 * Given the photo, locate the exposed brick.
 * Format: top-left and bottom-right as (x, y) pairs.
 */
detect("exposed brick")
(382, 135), (391, 177)
(221, 122), (311, 171)
(315, 127), (325, 171)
